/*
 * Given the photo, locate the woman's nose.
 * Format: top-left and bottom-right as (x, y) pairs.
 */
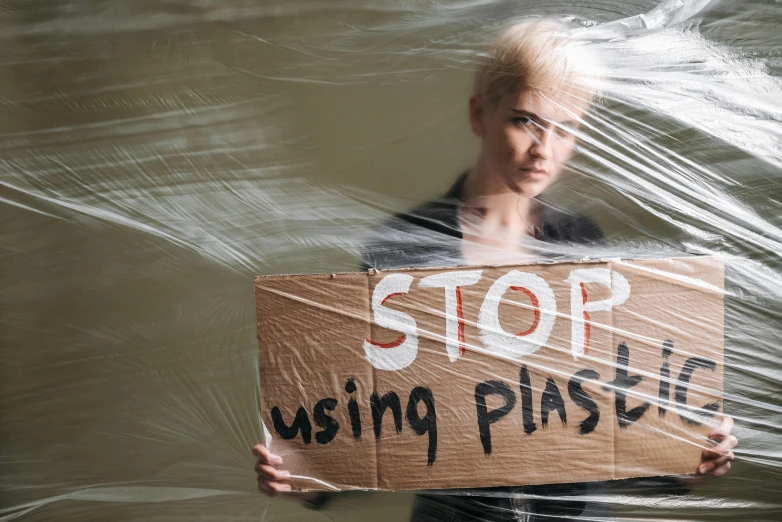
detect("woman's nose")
(529, 128), (554, 160)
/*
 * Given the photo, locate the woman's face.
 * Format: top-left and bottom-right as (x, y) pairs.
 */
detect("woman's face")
(470, 89), (586, 197)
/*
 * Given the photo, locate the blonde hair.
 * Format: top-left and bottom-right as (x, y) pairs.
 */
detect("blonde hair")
(474, 19), (601, 106)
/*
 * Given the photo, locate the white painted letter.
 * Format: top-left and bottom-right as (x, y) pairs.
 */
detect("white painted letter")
(364, 274), (419, 370)
(419, 270), (483, 362)
(566, 268), (631, 360)
(478, 270), (557, 359)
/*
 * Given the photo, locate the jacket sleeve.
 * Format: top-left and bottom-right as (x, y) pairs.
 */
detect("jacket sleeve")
(539, 206), (606, 246)
(359, 211), (463, 271)
(301, 492), (335, 511)
(575, 214), (606, 244)
(604, 475), (692, 496)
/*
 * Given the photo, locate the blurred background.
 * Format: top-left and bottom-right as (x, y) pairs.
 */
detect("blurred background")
(1, 1), (781, 520)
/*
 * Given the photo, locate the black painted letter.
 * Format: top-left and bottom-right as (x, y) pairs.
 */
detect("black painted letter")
(407, 387), (438, 466)
(271, 406), (312, 444)
(345, 378), (361, 439)
(475, 380), (517, 455)
(658, 340), (673, 418)
(568, 369), (600, 435)
(519, 365), (537, 435)
(313, 398), (340, 444)
(675, 356), (720, 426)
(540, 377), (567, 429)
(370, 392), (403, 438)
(603, 342), (651, 428)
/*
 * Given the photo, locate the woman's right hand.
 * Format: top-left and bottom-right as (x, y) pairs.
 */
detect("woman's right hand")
(252, 444), (293, 496)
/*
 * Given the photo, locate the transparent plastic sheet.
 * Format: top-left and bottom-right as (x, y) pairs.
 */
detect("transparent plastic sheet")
(1, 0), (781, 521)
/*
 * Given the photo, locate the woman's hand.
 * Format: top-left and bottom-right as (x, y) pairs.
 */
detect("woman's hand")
(696, 416), (738, 478)
(252, 444), (321, 504)
(679, 416), (737, 489)
(679, 416), (738, 487)
(252, 444), (293, 496)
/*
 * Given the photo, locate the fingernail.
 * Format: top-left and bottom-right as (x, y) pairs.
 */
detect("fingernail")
(278, 470), (291, 479)
(280, 485), (291, 492)
(699, 464), (710, 474)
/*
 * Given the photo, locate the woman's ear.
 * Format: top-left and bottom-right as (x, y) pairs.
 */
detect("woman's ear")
(468, 95), (486, 137)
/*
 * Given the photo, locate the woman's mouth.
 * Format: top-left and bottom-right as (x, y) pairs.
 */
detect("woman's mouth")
(519, 167), (547, 179)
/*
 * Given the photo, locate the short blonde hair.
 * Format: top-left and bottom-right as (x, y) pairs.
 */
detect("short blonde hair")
(474, 19), (600, 106)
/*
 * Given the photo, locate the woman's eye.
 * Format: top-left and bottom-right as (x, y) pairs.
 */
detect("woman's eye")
(512, 116), (532, 126)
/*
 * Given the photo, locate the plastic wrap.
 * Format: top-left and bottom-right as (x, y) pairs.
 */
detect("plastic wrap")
(1, 1), (781, 521)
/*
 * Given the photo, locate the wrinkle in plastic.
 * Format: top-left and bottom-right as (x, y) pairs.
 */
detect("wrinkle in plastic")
(2, 0), (781, 521)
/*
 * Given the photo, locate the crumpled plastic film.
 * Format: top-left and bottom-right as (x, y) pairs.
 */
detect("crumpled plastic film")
(1, 1), (781, 521)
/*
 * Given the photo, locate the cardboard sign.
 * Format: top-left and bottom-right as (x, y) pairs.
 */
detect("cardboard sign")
(255, 257), (724, 491)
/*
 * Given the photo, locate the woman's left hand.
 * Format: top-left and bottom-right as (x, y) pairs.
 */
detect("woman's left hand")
(696, 416), (738, 478)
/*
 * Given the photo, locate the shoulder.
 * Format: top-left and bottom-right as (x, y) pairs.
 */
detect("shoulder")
(539, 204), (605, 245)
(361, 199), (462, 271)
(389, 199), (460, 235)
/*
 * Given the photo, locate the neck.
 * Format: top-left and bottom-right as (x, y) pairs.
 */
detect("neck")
(460, 156), (536, 232)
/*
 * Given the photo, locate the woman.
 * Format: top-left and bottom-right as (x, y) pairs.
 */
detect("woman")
(252, 20), (738, 521)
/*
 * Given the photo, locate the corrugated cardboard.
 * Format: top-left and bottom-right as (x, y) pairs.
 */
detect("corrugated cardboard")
(255, 257), (724, 491)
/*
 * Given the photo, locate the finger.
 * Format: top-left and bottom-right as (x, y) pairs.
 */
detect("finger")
(703, 436), (738, 458)
(257, 480), (275, 497)
(255, 463), (291, 481)
(710, 460), (732, 478)
(713, 416), (734, 438)
(251, 444), (283, 466)
(261, 481), (291, 495)
(699, 452), (734, 475)
(726, 434), (738, 449)
(251, 444), (268, 461)
(698, 459), (733, 478)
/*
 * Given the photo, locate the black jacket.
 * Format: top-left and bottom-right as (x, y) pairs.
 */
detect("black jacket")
(362, 173), (604, 271)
